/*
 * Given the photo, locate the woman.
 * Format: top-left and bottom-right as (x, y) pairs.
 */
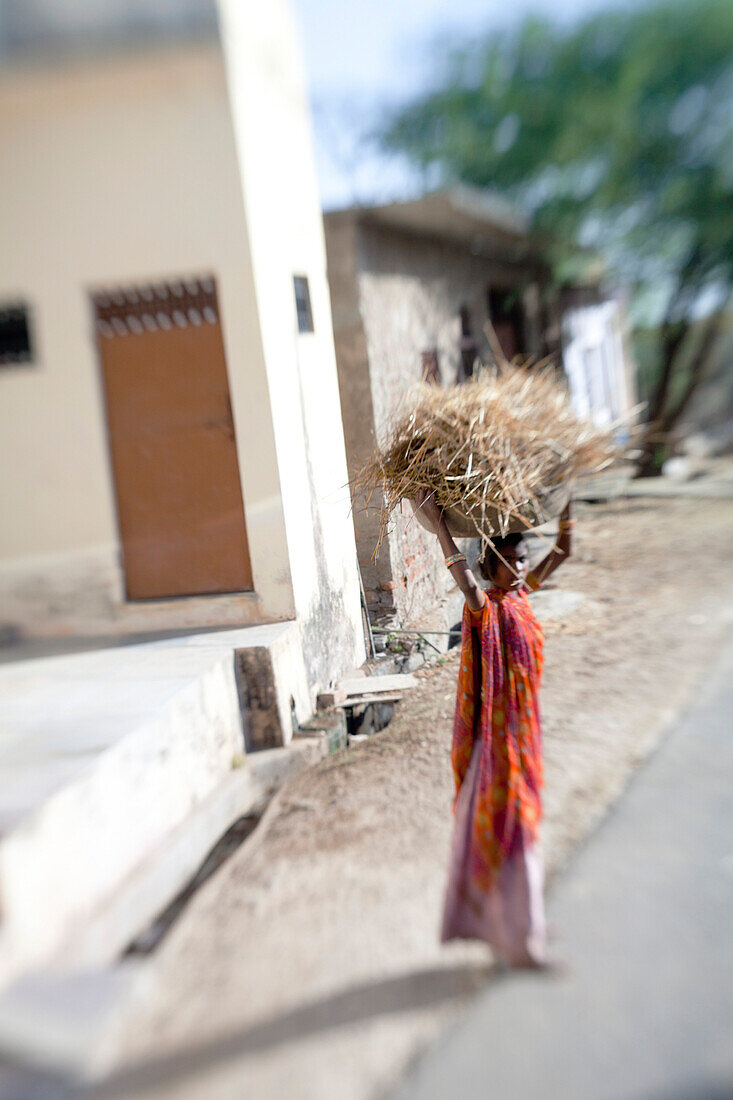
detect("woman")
(416, 489), (574, 968)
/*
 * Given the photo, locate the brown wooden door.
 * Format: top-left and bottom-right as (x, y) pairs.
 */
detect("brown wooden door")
(93, 277), (253, 600)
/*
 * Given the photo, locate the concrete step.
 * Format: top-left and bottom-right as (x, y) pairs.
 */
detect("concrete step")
(0, 622), (311, 990)
(0, 736), (331, 1082)
(56, 737), (329, 972)
(336, 673), (418, 696)
(0, 643), (243, 990)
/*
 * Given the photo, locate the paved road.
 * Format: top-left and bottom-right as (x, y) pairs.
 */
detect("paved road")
(394, 635), (733, 1100)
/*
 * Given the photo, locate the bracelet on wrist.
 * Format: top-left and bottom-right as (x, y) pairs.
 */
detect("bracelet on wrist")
(444, 552), (467, 569)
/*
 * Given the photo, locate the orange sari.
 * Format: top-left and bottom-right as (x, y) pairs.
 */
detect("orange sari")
(451, 583), (545, 891)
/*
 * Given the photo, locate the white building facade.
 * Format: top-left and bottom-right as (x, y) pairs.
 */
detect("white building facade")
(0, 0), (365, 714)
(561, 294), (636, 436)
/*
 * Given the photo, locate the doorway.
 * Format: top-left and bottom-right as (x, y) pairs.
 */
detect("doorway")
(93, 276), (253, 600)
(487, 286), (525, 362)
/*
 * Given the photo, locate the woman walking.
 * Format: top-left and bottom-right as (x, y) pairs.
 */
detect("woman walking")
(416, 490), (574, 968)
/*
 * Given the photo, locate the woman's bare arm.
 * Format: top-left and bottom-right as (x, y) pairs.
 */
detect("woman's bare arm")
(415, 491), (485, 612)
(530, 497), (574, 587)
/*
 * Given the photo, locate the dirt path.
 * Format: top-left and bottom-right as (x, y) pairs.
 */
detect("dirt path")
(97, 497), (733, 1100)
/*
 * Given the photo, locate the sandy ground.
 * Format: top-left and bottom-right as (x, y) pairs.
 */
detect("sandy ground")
(95, 496), (733, 1100)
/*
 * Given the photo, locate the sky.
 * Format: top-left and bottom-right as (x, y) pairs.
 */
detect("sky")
(292, 0), (644, 210)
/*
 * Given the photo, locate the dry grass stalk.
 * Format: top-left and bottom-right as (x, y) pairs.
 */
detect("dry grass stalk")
(355, 364), (618, 555)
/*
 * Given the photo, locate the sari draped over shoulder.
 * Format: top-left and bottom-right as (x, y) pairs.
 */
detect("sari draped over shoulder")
(451, 586), (545, 891)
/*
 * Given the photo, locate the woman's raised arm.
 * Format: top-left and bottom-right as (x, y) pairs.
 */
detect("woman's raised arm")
(415, 490), (485, 612)
(531, 496), (574, 587)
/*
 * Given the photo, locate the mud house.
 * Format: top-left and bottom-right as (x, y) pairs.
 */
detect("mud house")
(0, 0), (366, 722)
(324, 187), (636, 632)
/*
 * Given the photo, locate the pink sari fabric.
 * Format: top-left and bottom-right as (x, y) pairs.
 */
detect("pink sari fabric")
(441, 740), (546, 964)
(441, 585), (547, 963)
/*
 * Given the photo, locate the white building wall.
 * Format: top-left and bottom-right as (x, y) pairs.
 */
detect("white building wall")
(0, 41), (297, 636)
(563, 299), (634, 434)
(217, 0), (365, 692)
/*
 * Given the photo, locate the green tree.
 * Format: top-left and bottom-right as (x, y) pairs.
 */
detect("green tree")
(380, 0), (733, 471)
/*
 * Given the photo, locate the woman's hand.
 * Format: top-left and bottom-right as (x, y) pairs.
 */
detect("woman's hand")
(415, 488), (445, 532)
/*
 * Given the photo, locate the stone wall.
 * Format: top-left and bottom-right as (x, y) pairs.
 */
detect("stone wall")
(325, 213), (397, 614)
(326, 213), (551, 630)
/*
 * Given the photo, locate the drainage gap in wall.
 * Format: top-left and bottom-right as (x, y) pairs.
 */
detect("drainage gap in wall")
(346, 699), (396, 740)
(123, 812), (261, 957)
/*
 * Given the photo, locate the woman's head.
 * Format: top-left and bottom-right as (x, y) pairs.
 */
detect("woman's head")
(478, 533), (529, 591)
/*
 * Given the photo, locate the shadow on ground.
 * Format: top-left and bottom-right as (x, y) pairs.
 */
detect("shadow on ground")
(87, 962), (497, 1099)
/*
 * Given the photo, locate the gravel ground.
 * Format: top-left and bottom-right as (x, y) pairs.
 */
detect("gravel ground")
(95, 496), (733, 1100)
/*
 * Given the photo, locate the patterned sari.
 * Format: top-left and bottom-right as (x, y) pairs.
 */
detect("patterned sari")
(441, 581), (546, 960)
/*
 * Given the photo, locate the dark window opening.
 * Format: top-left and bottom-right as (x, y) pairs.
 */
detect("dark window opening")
(0, 303), (33, 365)
(293, 275), (314, 334)
(487, 287), (525, 362)
(421, 348), (440, 384)
(458, 305), (478, 380)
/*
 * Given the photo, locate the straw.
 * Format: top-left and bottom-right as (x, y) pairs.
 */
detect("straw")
(354, 363), (619, 555)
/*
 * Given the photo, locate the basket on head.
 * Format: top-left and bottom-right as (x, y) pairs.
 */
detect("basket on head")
(409, 481), (570, 539)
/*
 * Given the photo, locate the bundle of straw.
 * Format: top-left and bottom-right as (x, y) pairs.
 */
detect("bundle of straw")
(355, 365), (617, 552)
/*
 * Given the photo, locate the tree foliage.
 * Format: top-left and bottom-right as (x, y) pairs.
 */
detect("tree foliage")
(380, 0), (733, 464)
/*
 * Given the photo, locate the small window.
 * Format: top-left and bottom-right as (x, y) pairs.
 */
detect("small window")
(0, 302), (33, 365)
(293, 275), (314, 334)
